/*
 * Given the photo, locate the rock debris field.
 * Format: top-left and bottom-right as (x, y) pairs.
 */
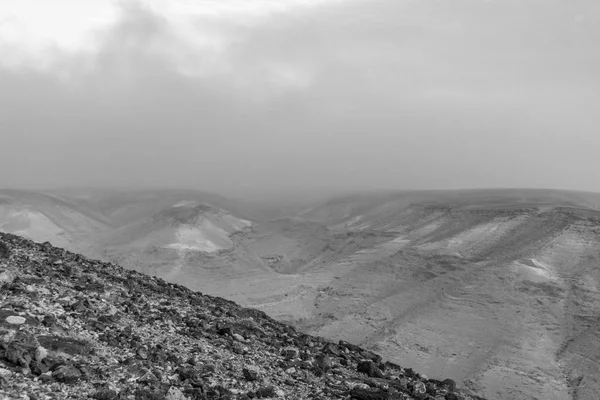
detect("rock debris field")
(0, 233), (485, 400)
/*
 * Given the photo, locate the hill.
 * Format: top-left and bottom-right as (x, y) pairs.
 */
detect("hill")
(287, 190), (600, 400)
(0, 232), (479, 400)
(0, 190), (111, 254)
(2, 188), (600, 399)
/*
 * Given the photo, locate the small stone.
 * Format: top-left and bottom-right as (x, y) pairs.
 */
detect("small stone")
(281, 347), (299, 360)
(165, 386), (188, 400)
(0, 242), (10, 259)
(256, 386), (276, 398)
(314, 353), (332, 374)
(137, 347), (148, 360)
(32, 361), (50, 376)
(357, 361), (384, 379)
(38, 372), (53, 383)
(426, 382), (438, 395)
(322, 343), (340, 356)
(0, 269), (15, 287)
(349, 387), (389, 400)
(233, 333), (245, 342)
(35, 346), (48, 362)
(52, 365), (82, 383)
(5, 316), (26, 325)
(243, 367), (260, 381)
(0, 368), (12, 378)
(139, 370), (159, 383)
(6, 339), (36, 367)
(360, 350), (382, 364)
(441, 378), (457, 392)
(413, 381), (427, 394)
(92, 389), (118, 400)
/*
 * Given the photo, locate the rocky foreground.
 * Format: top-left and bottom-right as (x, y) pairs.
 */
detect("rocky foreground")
(0, 233), (485, 400)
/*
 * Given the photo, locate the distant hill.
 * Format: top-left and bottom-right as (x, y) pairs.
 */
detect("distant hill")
(0, 189), (111, 253)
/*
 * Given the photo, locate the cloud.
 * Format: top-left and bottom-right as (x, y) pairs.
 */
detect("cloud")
(0, 0), (345, 98)
(1, 0), (600, 197)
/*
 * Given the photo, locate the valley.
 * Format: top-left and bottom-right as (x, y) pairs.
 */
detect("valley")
(2, 188), (600, 400)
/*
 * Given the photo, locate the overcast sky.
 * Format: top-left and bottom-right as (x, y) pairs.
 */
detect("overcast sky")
(1, 0), (599, 198)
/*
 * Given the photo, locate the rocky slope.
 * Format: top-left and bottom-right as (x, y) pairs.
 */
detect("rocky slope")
(0, 233), (484, 400)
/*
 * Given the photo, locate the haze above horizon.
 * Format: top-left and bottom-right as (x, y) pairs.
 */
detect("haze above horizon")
(1, 0), (599, 198)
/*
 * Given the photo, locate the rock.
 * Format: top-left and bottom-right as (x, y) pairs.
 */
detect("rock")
(0, 242), (10, 260)
(357, 361), (384, 379)
(412, 381), (427, 395)
(5, 332), (39, 367)
(322, 343), (341, 356)
(38, 372), (53, 383)
(52, 365), (82, 383)
(360, 350), (382, 364)
(314, 353), (332, 374)
(445, 394), (459, 400)
(30, 360), (50, 376)
(256, 386), (276, 398)
(166, 386), (188, 400)
(242, 367), (260, 381)
(137, 347), (148, 359)
(139, 370), (159, 383)
(0, 368), (12, 379)
(34, 346), (48, 361)
(5, 344), (30, 367)
(282, 347), (299, 360)
(0, 269), (15, 287)
(349, 387), (390, 400)
(233, 333), (245, 342)
(441, 378), (457, 392)
(42, 315), (58, 328)
(404, 368), (417, 378)
(37, 335), (91, 356)
(92, 389), (119, 400)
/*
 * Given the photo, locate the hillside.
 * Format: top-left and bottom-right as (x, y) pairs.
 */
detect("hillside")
(2, 188), (600, 399)
(0, 190), (111, 254)
(287, 191), (600, 400)
(0, 232), (480, 400)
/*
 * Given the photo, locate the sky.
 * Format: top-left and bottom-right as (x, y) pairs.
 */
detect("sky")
(1, 0), (599, 199)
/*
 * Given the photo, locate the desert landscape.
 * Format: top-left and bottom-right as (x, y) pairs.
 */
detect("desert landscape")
(2, 188), (600, 400)
(2, 1), (599, 398)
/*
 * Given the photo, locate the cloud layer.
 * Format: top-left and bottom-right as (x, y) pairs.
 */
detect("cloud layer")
(1, 0), (600, 198)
